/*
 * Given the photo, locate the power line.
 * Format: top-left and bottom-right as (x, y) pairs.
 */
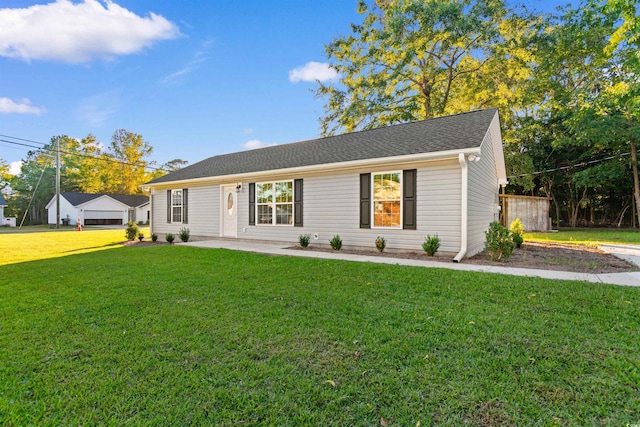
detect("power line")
(508, 152), (631, 178)
(0, 134), (47, 147)
(0, 137), (168, 172)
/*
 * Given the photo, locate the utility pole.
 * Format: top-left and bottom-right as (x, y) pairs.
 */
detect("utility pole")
(56, 136), (60, 229)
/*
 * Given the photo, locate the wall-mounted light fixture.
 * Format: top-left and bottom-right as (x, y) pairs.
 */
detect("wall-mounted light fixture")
(467, 154), (481, 163)
(236, 183), (242, 192)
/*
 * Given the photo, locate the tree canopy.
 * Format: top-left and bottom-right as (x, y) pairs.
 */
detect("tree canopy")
(318, 0), (640, 227)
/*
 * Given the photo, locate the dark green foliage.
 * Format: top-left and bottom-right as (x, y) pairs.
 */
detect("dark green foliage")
(422, 234), (440, 256)
(151, 233), (158, 243)
(485, 221), (514, 261)
(375, 236), (386, 252)
(298, 234), (311, 248)
(329, 234), (342, 250)
(178, 227), (190, 243)
(125, 221), (139, 241)
(165, 233), (175, 244)
(137, 232), (144, 242)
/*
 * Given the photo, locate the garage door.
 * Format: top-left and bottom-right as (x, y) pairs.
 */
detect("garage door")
(84, 210), (123, 225)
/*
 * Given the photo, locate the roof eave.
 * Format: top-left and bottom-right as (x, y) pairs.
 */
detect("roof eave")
(143, 147), (481, 189)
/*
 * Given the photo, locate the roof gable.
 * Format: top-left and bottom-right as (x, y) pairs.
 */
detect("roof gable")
(147, 108), (498, 185)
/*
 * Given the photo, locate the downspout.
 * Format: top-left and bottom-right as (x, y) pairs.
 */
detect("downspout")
(453, 153), (468, 262)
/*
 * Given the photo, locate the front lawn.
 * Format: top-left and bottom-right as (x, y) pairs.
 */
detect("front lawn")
(1, 231), (638, 425)
(526, 227), (640, 246)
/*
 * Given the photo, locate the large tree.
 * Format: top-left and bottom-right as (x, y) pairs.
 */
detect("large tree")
(316, 0), (518, 135)
(109, 129), (154, 195)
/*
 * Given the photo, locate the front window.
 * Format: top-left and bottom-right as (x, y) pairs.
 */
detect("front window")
(256, 181), (293, 225)
(373, 172), (401, 227)
(171, 190), (183, 223)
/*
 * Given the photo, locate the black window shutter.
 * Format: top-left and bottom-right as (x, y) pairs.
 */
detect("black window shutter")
(360, 173), (371, 229)
(403, 169), (417, 230)
(294, 179), (303, 227)
(167, 189), (171, 223)
(182, 188), (188, 224)
(248, 183), (255, 225)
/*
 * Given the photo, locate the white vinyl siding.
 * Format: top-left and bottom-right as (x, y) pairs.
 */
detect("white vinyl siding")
(467, 114), (502, 257)
(151, 186), (220, 237)
(239, 159), (461, 254)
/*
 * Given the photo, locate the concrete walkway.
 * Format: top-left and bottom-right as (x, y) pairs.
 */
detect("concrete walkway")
(180, 239), (640, 287)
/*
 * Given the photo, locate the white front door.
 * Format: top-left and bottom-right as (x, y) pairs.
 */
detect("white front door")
(222, 185), (237, 237)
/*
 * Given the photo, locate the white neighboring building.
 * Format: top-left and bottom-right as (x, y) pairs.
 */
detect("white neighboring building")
(0, 193), (16, 227)
(45, 192), (149, 226)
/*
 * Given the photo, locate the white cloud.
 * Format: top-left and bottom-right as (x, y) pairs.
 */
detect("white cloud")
(0, 97), (45, 115)
(289, 61), (339, 83)
(9, 161), (22, 175)
(0, 0), (180, 63)
(240, 139), (277, 150)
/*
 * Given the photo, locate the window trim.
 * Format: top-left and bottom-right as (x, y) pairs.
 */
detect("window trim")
(170, 189), (183, 224)
(371, 171), (403, 229)
(255, 180), (294, 226)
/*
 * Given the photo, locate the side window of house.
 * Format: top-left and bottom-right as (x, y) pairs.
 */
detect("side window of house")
(373, 172), (401, 228)
(171, 189), (182, 223)
(256, 181), (293, 225)
(361, 170), (415, 230)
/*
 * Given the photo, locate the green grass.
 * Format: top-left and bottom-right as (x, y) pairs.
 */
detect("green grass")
(1, 231), (639, 425)
(526, 228), (640, 246)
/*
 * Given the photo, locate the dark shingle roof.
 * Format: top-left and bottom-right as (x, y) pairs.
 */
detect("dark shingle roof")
(0, 193), (7, 206)
(61, 192), (148, 208)
(147, 108), (497, 185)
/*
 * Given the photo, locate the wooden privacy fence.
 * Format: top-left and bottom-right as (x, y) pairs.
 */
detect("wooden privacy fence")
(500, 195), (551, 231)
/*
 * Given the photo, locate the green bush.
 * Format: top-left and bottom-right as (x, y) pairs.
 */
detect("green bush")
(485, 221), (514, 261)
(422, 234), (440, 256)
(125, 221), (139, 241)
(509, 218), (525, 248)
(137, 232), (144, 242)
(178, 227), (190, 243)
(329, 234), (342, 250)
(375, 236), (386, 253)
(165, 233), (175, 244)
(151, 233), (158, 243)
(298, 234), (311, 248)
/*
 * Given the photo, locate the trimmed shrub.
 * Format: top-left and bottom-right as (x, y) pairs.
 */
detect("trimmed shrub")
(178, 227), (190, 243)
(137, 232), (144, 242)
(165, 233), (175, 244)
(509, 218), (525, 248)
(125, 221), (139, 241)
(422, 234), (440, 256)
(485, 221), (514, 261)
(151, 233), (158, 243)
(375, 236), (386, 253)
(329, 234), (342, 250)
(299, 234), (311, 248)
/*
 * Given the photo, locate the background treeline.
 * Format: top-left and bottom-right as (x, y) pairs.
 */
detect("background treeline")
(0, 130), (185, 225)
(315, 0), (638, 227)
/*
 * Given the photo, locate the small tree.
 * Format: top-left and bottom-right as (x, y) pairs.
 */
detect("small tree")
(485, 221), (514, 261)
(509, 218), (525, 249)
(422, 234), (440, 256)
(125, 221), (139, 241)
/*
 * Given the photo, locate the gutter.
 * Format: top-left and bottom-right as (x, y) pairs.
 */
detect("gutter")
(453, 153), (468, 263)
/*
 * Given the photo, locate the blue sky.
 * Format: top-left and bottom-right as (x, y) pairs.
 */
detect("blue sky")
(0, 0), (566, 174)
